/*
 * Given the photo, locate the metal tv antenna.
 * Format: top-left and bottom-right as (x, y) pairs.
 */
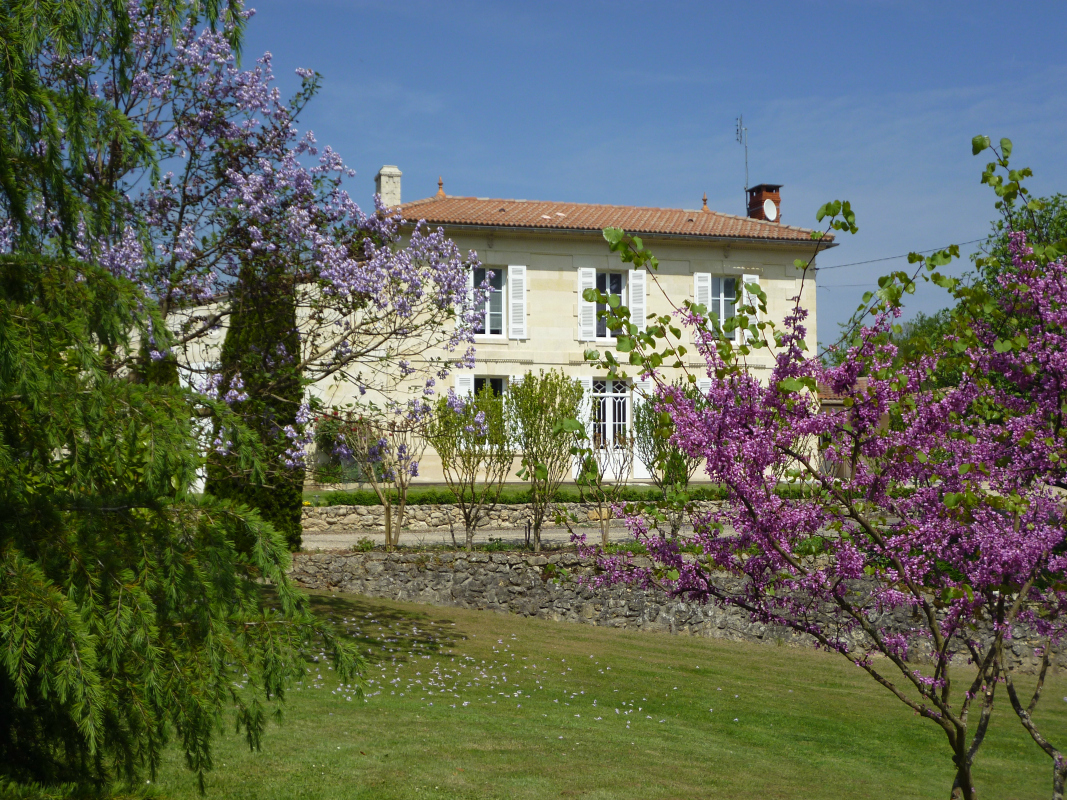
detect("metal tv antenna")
(736, 115), (749, 191)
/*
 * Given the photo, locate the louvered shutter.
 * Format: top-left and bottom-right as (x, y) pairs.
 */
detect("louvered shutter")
(696, 377), (712, 396)
(466, 268), (475, 314)
(455, 373), (474, 397)
(694, 273), (712, 312)
(742, 273), (760, 342)
(574, 376), (594, 479)
(508, 265), (527, 339)
(632, 376), (654, 480)
(578, 268), (597, 341)
(628, 269), (646, 332)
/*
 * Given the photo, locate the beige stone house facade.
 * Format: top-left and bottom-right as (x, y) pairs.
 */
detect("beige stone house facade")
(318, 168), (833, 483)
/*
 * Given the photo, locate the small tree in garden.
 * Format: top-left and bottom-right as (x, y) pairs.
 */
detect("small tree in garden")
(426, 386), (512, 551)
(565, 416), (634, 547)
(329, 408), (426, 551)
(508, 370), (584, 552)
(631, 380), (703, 537)
(578, 139), (1067, 800)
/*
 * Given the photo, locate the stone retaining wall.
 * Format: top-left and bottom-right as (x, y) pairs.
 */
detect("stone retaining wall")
(290, 550), (1055, 674)
(302, 501), (717, 534)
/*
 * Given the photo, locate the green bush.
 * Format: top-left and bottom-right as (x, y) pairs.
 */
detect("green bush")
(311, 483), (735, 507)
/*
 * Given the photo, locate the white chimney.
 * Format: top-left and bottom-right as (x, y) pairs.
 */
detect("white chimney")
(375, 165), (402, 208)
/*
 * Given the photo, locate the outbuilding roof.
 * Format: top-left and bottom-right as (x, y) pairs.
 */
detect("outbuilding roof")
(400, 194), (832, 245)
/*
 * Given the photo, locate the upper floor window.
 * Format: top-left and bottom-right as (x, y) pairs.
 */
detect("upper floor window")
(711, 276), (736, 340)
(473, 267), (505, 336)
(596, 272), (627, 339)
(695, 273), (739, 341)
(578, 267), (645, 343)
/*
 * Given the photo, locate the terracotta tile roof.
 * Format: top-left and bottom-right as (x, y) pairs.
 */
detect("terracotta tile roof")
(817, 377), (868, 402)
(400, 195), (832, 244)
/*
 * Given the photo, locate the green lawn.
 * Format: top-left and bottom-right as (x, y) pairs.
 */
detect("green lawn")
(153, 590), (1061, 799)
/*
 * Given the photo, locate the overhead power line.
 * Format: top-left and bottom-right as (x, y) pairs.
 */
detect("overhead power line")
(815, 238), (985, 272)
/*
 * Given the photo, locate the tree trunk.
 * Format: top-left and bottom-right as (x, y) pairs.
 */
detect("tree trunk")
(950, 759), (976, 800)
(384, 503), (393, 552)
(533, 521), (541, 553)
(465, 523), (474, 553)
(600, 508), (609, 547)
(1054, 754), (1067, 800)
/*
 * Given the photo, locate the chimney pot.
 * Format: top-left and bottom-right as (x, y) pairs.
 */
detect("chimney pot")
(746, 183), (782, 223)
(375, 165), (402, 208)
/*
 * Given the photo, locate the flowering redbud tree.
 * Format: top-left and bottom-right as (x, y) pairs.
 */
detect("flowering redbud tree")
(581, 141), (1067, 799)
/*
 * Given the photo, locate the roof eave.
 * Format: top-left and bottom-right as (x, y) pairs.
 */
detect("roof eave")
(398, 220), (837, 249)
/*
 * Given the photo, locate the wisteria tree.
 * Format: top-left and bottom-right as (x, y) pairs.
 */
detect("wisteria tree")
(579, 141), (1067, 799)
(1, 1), (483, 546)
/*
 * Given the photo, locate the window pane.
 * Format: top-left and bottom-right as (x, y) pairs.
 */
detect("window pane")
(596, 273), (607, 338)
(474, 268), (486, 334)
(488, 278), (504, 335)
(592, 396), (608, 449)
(722, 277), (736, 340)
(474, 377), (505, 397)
(612, 395), (627, 447)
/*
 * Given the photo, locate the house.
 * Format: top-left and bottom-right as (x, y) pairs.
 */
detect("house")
(318, 166), (834, 483)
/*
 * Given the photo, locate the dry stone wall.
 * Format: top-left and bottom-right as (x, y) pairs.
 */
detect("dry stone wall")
(290, 550), (1055, 675)
(302, 501), (718, 534)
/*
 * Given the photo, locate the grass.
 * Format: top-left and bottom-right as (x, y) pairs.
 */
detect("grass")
(153, 591), (1063, 799)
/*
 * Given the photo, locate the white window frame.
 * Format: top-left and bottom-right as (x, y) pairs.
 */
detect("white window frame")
(472, 266), (507, 338)
(595, 271), (627, 341)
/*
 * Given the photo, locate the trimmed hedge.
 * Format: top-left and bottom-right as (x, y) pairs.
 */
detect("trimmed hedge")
(305, 485), (736, 507)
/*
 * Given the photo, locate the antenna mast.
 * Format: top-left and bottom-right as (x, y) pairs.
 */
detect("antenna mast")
(735, 115), (749, 191)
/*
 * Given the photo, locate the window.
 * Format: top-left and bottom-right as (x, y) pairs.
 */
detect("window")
(473, 267), (505, 335)
(711, 276), (737, 340)
(474, 377), (505, 397)
(596, 272), (626, 339)
(590, 378), (629, 450)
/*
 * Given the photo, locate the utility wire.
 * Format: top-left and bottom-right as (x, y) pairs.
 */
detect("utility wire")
(814, 238), (985, 271)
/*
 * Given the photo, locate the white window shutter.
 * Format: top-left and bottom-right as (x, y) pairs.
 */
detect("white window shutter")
(509, 373), (525, 389)
(742, 273), (760, 342)
(577, 376), (593, 432)
(694, 273), (711, 311)
(466, 268), (475, 310)
(632, 376), (654, 480)
(508, 265), (526, 339)
(574, 376), (594, 479)
(578, 268), (597, 341)
(633, 376), (654, 402)
(455, 373), (474, 397)
(628, 269), (646, 332)
(696, 377), (712, 396)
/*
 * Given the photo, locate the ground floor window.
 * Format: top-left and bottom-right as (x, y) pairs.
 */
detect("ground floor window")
(474, 376), (506, 396)
(591, 378), (629, 449)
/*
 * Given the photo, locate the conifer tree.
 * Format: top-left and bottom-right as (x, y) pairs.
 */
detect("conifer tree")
(206, 262), (305, 551)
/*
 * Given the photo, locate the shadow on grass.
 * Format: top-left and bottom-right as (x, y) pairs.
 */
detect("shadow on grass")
(302, 589), (463, 665)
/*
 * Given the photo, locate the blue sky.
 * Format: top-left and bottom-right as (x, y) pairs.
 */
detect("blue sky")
(243, 0), (1067, 343)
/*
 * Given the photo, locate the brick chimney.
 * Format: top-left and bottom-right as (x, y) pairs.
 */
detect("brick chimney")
(375, 165), (402, 208)
(746, 183), (782, 223)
